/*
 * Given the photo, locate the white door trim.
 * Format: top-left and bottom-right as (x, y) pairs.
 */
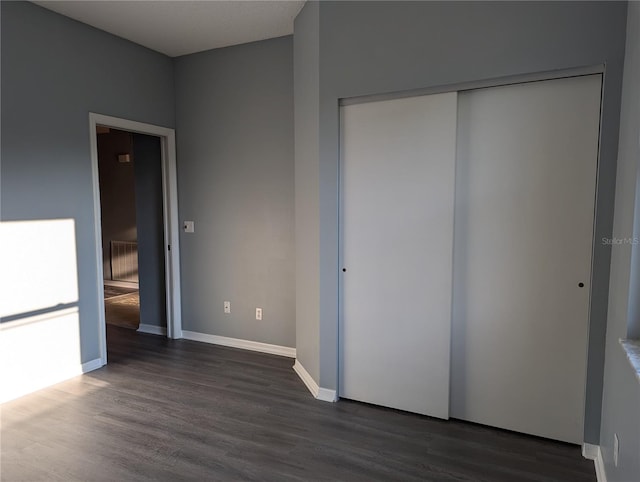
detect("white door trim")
(89, 113), (182, 365)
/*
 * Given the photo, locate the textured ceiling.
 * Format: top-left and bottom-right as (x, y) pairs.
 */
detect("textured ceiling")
(33, 1), (305, 57)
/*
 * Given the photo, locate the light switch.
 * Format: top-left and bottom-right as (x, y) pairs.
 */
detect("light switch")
(184, 221), (194, 233)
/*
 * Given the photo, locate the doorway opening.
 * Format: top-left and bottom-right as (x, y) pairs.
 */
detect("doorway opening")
(97, 127), (143, 331)
(89, 114), (182, 365)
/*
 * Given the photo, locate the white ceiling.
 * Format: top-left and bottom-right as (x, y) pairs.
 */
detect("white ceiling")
(33, 1), (306, 57)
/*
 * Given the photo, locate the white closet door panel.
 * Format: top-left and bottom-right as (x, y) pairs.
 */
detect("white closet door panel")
(340, 92), (457, 419)
(451, 75), (601, 443)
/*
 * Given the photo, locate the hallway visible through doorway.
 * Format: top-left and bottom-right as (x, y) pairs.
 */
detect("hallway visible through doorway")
(96, 126), (166, 337)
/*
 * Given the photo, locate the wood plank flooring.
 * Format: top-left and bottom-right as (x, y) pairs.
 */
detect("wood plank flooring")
(1, 326), (596, 481)
(104, 288), (140, 330)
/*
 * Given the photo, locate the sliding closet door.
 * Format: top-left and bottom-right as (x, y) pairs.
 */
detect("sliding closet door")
(451, 75), (601, 443)
(340, 93), (457, 418)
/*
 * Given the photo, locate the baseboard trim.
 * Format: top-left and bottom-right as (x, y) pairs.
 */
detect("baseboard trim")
(82, 358), (104, 374)
(317, 387), (338, 402)
(293, 359), (319, 397)
(582, 443), (599, 460)
(1, 357), (104, 404)
(594, 446), (607, 482)
(583, 444), (607, 482)
(137, 324), (167, 336)
(103, 280), (139, 289)
(292, 360), (337, 402)
(182, 330), (296, 358)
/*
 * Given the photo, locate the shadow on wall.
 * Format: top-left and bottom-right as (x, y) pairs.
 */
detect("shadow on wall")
(0, 219), (82, 402)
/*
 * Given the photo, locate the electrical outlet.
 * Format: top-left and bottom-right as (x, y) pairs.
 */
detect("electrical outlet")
(224, 301), (231, 314)
(614, 433), (619, 467)
(256, 308), (262, 320)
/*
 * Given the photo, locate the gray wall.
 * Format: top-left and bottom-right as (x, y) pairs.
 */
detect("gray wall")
(174, 36), (295, 348)
(1, 1), (175, 362)
(599, 2), (640, 480)
(133, 134), (167, 329)
(97, 129), (137, 280)
(294, 0), (626, 443)
(294, 1), (321, 380)
(625, 1), (640, 344)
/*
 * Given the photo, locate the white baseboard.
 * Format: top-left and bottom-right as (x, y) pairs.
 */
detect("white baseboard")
(103, 280), (139, 289)
(182, 330), (296, 358)
(317, 387), (338, 402)
(583, 444), (607, 482)
(594, 446), (607, 482)
(82, 358), (104, 373)
(582, 443), (599, 460)
(292, 359), (337, 402)
(1, 357), (104, 404)
(137, 324), (167, 336)
(293, 359), (319, 396)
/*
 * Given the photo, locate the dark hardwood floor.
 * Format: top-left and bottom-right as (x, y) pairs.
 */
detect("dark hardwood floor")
(1, 326), (596, 481)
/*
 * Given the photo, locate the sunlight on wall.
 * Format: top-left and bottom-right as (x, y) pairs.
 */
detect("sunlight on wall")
(0, 219), (79, 317)
(0, 219), (83, 403)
